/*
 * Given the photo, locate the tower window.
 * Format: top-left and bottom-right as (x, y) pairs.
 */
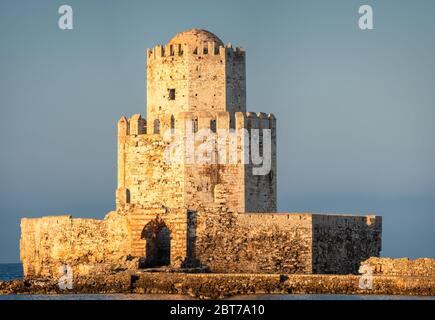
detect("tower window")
(168, 88), (176, 100)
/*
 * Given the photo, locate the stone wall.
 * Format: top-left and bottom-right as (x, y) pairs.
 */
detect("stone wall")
(186, 45), (229, 114)
(194, 208), (312, 274)
(224, 46), (246, 118)
(312, 214), (382, 274)
(146, 43), (246, 129)
(117, 116), (185, 209)
(116, 111), (277, 213)
(193, 209), (381, 275)
(231, 213), (312, 274)
(127, 207), (190, 268)
(146, 44), (189, 130)
(242, 113), (277, 212)
(362, 257), (435, 277)
(20, 207), (382, 278)
(20, 212), (132, 279)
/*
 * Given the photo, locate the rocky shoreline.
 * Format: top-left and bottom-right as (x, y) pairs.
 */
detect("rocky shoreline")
(1, 271), (434, 299)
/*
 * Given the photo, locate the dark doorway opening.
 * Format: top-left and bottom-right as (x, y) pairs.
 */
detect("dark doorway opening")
(141, 218), (171, 268)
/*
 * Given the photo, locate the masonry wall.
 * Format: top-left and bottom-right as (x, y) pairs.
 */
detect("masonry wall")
(146, 44), (246, 129)
(117, 111), (277, 213)
(20, 212), (131, 279)
(194, 208), (313, 274)
(187, 45), (227, 113)
(225, 46), (246, 120)
(243, 113), (277, 212)
(147, 45), (189, 130)
(312, 214), (382, 274)
(117, 116), (185, 210)
(126, 207), (190, 268)
(193, 210), (382, 275)
(20, 209), (383, 278)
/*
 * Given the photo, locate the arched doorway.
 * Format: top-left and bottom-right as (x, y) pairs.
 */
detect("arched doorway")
(141, 218), (171, 268)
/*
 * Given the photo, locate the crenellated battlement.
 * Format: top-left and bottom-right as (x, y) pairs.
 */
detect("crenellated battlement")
(147, 43), (245, 61)
(118, 114), (147, 136)
(118, 111), (275, 137)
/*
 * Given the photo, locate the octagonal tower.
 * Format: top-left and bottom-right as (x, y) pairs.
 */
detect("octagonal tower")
(146, 28), (246, 130)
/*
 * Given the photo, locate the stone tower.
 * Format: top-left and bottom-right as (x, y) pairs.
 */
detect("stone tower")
(146, 28), (246, 131)
(116, 28), (277, 213)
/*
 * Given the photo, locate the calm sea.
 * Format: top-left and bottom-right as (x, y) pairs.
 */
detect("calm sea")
(1, 264), (433, 300)
(0, 263), (23, 281)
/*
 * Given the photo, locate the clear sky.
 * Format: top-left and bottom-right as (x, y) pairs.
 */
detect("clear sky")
(0, 0), (434, 262)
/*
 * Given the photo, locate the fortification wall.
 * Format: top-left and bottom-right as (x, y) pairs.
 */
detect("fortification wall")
(20, 212), (132, 279)
(194, 210), (381, 275)
(20, 208), (383, 278)
(362, 257), (435, 277)
(312, 214), (382, 274)
(116, 115), (185, 210)
(194, 208), (313, 274)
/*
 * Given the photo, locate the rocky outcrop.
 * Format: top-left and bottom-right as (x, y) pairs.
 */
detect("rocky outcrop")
(362, 257), (435, 277)
(1, 271), (434, 298)
(131, 272), (435, 298)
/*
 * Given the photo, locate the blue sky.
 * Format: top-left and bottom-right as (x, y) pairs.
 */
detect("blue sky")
(0, 0), (434, 262)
